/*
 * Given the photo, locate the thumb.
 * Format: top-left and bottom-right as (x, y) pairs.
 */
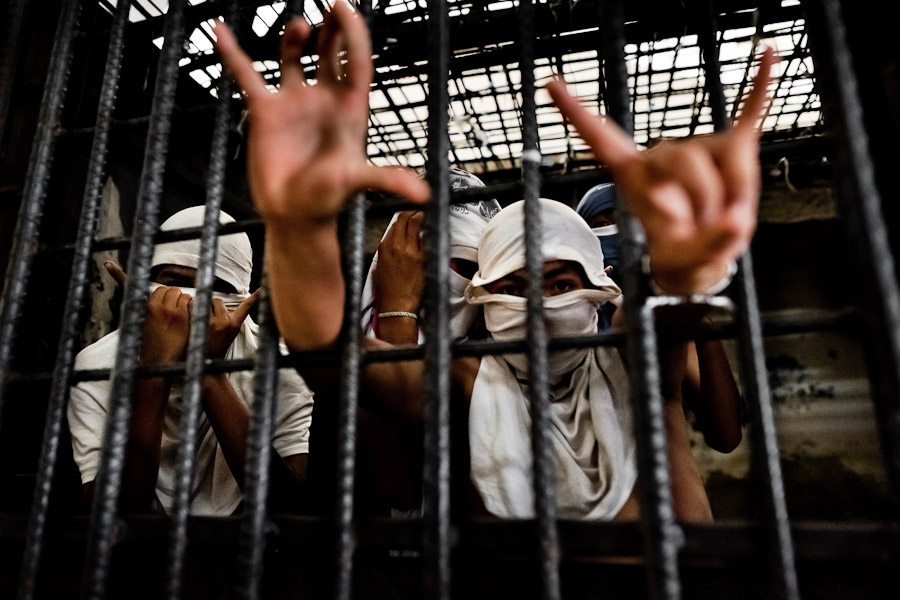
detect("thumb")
(104, 260), (128, 287)
(231, 289), (260, 325)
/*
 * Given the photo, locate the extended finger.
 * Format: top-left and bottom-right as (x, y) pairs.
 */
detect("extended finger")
(104, 260), (128, 287)
(231, 290), (260, 325)
(280, 17), (311, 89)
(213, 22), (269, 101)
(361, 165), (431, 204)
(316, 5), (342, 84)
(734, 46), (778, 136)
(330, 1), (373, 95)
(646, 144), (726, 226)
(546, 78), (640, 172)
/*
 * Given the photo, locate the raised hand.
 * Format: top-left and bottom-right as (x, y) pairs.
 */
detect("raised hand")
(213, 1), (429, 226)
(547, 47), (777, 295)
(374, 211), (426, 315)
(204, 292), (260, 359)
(104, 260), (192, 365)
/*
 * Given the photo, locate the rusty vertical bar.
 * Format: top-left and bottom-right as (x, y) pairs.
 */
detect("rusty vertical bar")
(16, 2), (131, 598)
(519, 0), (561, 599)
(693, 2), (800, 598)
(234, 283), (281, 600)
(81, 3), (188, 599)
(333, 1), (370, 597)
(423, 0), (452, 598)
(598, 1), (683, 599)
(167, 2), (239, 599)
(805, 0), (900, 509)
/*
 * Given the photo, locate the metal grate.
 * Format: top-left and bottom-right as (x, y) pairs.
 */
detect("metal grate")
(1, 1), (899, 599)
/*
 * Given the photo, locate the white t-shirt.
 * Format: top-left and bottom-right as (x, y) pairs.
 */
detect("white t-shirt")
(68, 318), (314, 516)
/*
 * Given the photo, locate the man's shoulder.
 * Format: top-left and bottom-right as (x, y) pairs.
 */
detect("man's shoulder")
(73, 330), (121, 371)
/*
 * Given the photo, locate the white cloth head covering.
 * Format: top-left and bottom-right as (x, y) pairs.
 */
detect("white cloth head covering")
(470, 198), (620, 296)
(152, 206), (254, 294)
(466, 198), (636, 520)
(68, 206), (313, 516)
(360, 169), (501, 341)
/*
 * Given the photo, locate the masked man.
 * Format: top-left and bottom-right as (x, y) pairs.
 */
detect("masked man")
(68, 207), (314, 515)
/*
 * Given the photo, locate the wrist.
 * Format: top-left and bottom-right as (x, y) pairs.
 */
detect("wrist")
(376, 299), (421, 315)
(645, 258), (736, 296)
(139, 347), (182, 367)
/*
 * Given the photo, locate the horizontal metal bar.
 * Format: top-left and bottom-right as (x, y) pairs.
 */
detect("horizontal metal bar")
(4, 307), (860, 385)
(58, 102), (219, 137)
(1, 515), (897, 564)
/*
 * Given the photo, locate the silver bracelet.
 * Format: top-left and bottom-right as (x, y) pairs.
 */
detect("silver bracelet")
(377, 311), (418, 320)
(642, 255), (738, 296)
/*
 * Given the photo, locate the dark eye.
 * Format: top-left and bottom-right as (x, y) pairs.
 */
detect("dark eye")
(553, 279), (575, 293)
(496, 284), (521, 296)
(593, 218), (612, 228)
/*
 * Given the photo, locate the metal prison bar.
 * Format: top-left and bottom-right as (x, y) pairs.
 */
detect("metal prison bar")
(0, 1), (898, 600)
(693, 2), (800, 599)
(167, 2), (238, 599)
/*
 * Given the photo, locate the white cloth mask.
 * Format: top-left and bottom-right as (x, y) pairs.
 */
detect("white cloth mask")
(468, 287), (607, 381)
(448, 268), (482, 340)
(148, 282), (250, 310)
(590, 223), (618, 237)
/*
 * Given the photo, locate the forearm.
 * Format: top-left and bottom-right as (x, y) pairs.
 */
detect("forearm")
(265, 219), (344, 351)
(121, 377), (170, 512)
(360, 337), (427, 424)
(374, 313), (419, 345)
(201, 374), (306, 510)
(201, 374), (252, 483)
(693, 338), (743, 451)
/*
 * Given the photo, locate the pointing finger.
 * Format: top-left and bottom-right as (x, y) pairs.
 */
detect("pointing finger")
(546, 78), (640, 172)
(104, 260), (128, 287)
(734, 46), (778, 136)
(231, 290), (260, 325)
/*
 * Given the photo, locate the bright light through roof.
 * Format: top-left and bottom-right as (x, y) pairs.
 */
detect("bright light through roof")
(99, 1), (821, 175)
